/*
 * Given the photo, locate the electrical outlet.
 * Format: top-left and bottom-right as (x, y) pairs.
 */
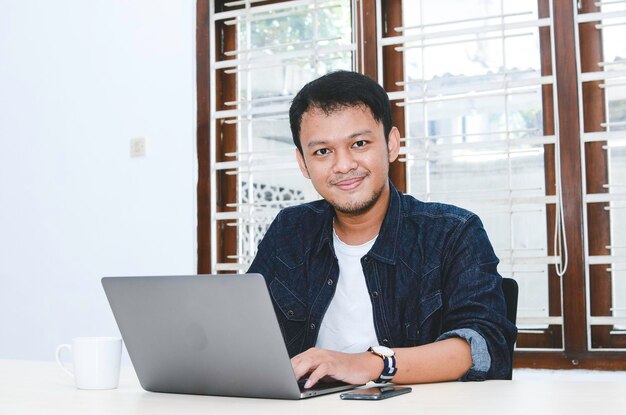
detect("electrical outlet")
(130, 137), (146, 157)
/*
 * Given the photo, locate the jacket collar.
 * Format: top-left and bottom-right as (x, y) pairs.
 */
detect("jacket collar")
(315, 180), (402, 265)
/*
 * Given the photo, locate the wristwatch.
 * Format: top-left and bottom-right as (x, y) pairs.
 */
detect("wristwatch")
(368, 345), (397, 383)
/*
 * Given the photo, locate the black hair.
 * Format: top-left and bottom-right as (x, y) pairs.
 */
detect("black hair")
(289, 70), (392, 154)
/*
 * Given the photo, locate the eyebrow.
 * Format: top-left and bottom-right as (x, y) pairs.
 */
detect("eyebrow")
(306, 129), (374, 149)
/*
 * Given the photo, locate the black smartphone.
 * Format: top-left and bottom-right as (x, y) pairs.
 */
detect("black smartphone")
(339, 386), (412, 400)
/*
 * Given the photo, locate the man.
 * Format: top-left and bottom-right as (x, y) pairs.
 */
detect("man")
(248, 71), (517, 388)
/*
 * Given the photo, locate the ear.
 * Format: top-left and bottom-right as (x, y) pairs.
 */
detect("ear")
(295, 148), (311, 179)
(387, 126), (401, 163)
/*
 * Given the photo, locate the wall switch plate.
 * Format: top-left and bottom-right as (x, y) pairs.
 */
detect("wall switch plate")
(130, 137), (146, 157)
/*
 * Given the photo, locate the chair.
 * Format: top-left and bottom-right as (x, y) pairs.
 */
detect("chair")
(501, 277), (519, 380)
(502, 277), (518, 326)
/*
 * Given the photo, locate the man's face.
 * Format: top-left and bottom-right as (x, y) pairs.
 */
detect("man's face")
(295, 105), (400, 216)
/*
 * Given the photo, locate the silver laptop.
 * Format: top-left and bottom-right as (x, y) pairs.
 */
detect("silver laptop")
(102, 274), (356, 399)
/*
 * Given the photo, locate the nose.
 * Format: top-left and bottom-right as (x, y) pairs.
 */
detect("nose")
(333, 148), (358, 174)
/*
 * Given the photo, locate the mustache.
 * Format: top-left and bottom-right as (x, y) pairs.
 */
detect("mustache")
(330, 172), (368, 185)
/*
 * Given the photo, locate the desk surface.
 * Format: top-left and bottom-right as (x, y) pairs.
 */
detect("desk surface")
(2, 359), (623, 415)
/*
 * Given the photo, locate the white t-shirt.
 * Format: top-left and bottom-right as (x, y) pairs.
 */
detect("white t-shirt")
(315, 230), (379, 353)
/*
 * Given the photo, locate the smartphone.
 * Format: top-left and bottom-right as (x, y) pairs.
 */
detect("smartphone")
(339, 386), (412, 400)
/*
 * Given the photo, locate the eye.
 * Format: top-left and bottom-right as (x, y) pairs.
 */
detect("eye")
(353, 140), (367, 148)
(313, 148), (331, 156)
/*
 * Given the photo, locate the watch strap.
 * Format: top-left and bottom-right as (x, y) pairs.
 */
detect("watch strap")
(375, 354), (397, 383)
(368, 347), (397, 383)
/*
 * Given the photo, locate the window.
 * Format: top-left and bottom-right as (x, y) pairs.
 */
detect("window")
(577, 0), (626, 351)
(200, 0), (357, 272)
(197, 0), (626, 368)
(386, 0), (563, 350)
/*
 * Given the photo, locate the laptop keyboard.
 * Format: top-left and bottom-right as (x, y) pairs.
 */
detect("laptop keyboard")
(297, 378), (350, 392)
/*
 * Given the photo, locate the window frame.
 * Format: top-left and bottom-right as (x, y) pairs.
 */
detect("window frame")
(197, 0), (626, 369)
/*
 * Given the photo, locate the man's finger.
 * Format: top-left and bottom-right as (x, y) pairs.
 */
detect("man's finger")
(292, 356), (319, 380)
(303, 363), (330, 389)
(291, 348), (323, 380)
(292, 361), (309, 380)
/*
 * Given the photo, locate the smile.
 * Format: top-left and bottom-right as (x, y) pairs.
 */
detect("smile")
(332, 176), (365, 191)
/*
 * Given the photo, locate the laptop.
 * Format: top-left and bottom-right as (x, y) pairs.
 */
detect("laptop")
(101, 274), (357, 399)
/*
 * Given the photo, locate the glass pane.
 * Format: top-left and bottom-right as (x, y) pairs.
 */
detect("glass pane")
(583, 2), (626, 345)
(401, 0), (556, 341)
(213, 0), (354, 269)
(608, 146), (626, 328)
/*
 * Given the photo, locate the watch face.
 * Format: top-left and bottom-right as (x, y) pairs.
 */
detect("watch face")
(371, 345), (394, 356)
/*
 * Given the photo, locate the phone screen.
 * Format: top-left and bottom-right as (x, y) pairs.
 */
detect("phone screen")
(339, 386), (412, 400)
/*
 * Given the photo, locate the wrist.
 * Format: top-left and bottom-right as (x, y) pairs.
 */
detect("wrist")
(367, 346), (397, 383)
(361, 351), (384, 381)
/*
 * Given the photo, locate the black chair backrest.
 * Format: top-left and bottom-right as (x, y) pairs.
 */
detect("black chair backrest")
(502, 278), (519, 325)
(501, 277), (519, 380)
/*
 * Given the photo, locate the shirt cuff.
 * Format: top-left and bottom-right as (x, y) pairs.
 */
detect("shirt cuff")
(436, 328), (491, 381)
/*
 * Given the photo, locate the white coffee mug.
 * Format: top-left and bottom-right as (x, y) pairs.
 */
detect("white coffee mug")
(55, 337), (122, 390)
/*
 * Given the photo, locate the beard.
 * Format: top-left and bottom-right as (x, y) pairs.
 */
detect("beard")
(329, 181), (385, 217)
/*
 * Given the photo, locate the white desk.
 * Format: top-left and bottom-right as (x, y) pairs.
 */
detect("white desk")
(1, 359), (624, 414)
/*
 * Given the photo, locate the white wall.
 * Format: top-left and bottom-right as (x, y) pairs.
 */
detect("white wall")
(0, 0), (197, 361)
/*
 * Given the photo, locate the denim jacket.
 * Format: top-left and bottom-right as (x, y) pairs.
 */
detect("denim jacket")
(248, 182), (517, 381)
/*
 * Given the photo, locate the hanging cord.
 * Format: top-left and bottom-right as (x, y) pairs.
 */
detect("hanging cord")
(553, 135), (569, 278)
(548, 0), (568, 278)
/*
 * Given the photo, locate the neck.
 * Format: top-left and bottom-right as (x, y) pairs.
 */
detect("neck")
(333, 184), (391, 245)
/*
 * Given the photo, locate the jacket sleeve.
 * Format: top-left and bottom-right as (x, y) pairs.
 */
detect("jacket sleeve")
(437, 215), (517, 381)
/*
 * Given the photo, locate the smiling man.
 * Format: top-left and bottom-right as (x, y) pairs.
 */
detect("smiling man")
(248, 71), (517, 388)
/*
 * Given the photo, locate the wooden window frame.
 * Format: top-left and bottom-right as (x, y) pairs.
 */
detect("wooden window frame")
(514, 0), (626, 369)
(197, 0), (626, 369)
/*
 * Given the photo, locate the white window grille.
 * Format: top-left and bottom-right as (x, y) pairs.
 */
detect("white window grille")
(386, 0), (566, 342)
(576, 0), (626, 346)
(209, 0), (356, 272)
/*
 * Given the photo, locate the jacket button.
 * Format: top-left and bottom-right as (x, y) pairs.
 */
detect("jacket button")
(310, 323), (316, 330)
(371, 291), (379, 298)
(287, 310), (294, 317)
(327, 278), (333, 286)
(382, 338), (389, 345)
(363, 256), (370, 263)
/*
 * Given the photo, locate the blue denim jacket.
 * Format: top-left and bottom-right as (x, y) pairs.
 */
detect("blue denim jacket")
(248, 182), (517, 381)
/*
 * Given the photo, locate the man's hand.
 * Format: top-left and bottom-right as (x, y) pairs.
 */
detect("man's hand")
(291, 347), (383, 389)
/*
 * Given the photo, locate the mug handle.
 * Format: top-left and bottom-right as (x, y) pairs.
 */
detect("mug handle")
(55, 344), (74, 379)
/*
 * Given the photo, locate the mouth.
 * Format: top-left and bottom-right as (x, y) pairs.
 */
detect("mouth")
(332, 175), (366, 191)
